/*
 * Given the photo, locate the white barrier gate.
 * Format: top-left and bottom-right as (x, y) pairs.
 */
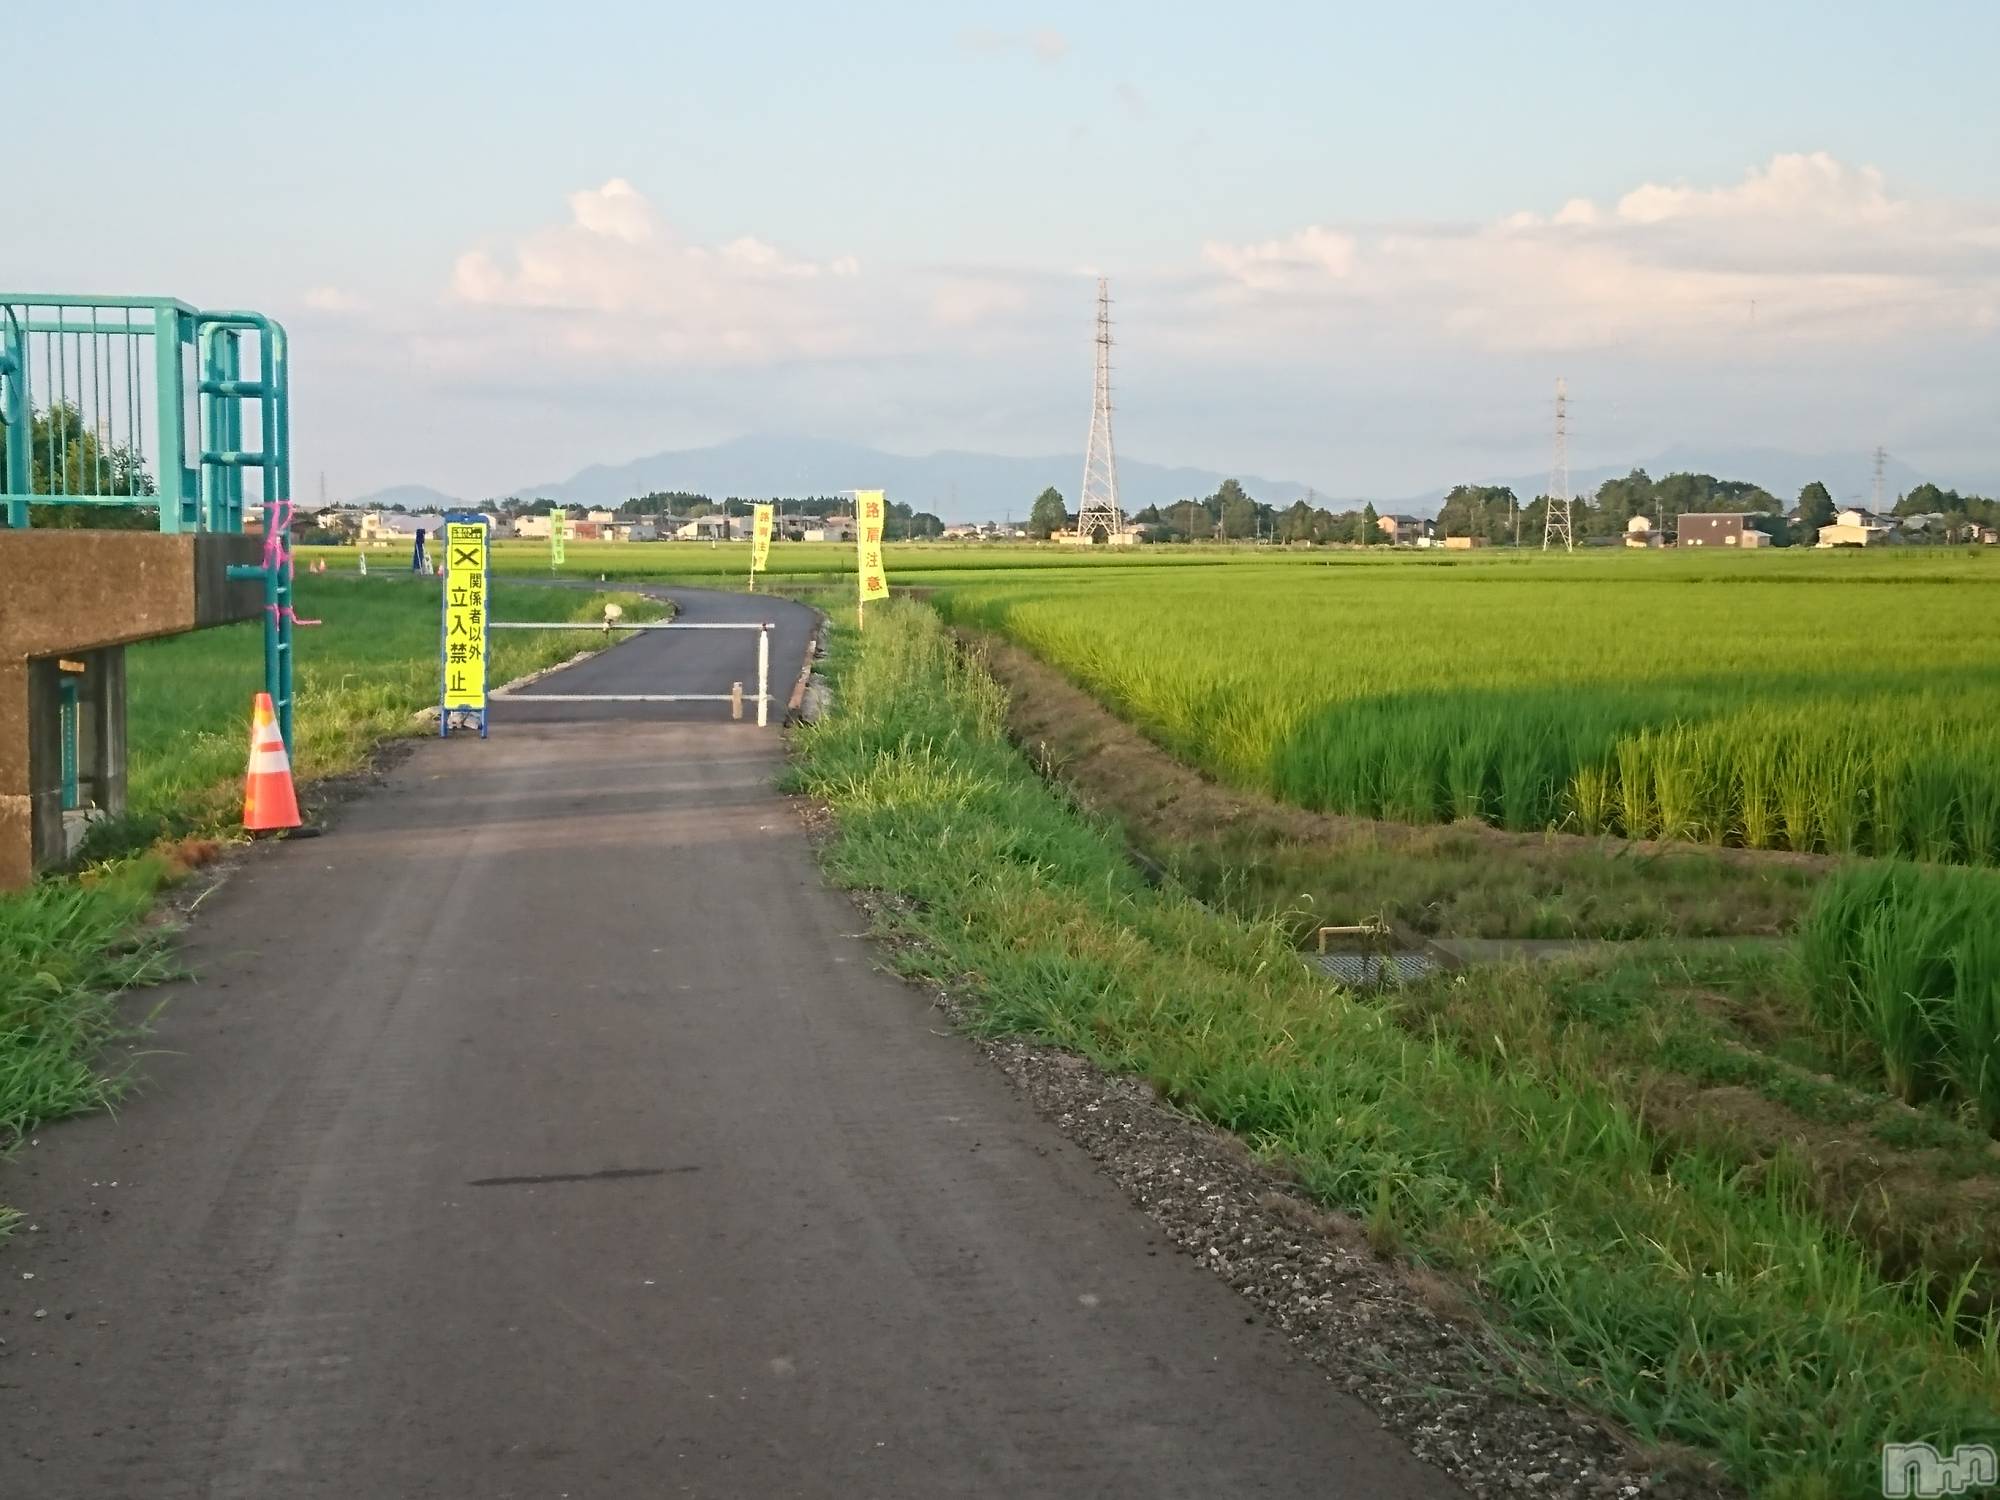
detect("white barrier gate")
(486, 620), (775, 726)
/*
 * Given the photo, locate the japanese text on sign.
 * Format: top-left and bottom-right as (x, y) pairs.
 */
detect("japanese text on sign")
(442, 521), (488, 709)
(855, 489), (889, 603)
(752, 503), (774, 573)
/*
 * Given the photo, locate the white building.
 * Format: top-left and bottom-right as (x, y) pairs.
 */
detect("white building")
(1817, 508), (1894, 547)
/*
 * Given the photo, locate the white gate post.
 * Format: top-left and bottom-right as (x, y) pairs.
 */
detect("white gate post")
(756, 626), (771, 727)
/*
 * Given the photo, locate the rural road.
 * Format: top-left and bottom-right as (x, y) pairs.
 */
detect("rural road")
(0, 587), (1454, 1498)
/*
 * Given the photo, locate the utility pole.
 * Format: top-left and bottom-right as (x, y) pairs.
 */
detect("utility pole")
(1542, 377), (1573, 551)
(1077, 277), (1123, 543)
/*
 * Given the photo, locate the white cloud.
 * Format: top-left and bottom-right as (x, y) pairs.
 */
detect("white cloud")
(1201, 227), (1358, 290)
(568, 178), (656, 243)
(960, 26), (1069, 62)
(1197, 153), (2000, 352)
(445, 179), (869, 363)
(303, 285), (364, 313)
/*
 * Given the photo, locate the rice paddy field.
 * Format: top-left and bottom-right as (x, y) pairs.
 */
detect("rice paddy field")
(919, 546), (2000, 866)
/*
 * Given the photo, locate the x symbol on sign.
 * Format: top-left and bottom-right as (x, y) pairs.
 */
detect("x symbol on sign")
(452, 545), (480, 568)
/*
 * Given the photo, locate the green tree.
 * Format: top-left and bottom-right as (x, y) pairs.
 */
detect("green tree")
(1896, 481), (1959, 517)
(1359, 501), (1381, 545)
(1436, 484), (1516, 542)
(1217, 478), (1258, 540)
(908, 511), (944, 539)
(1277, 498), (1314, 543)
(1027, 486), (1068, 539)
(1591, 469), (1656, 536)
(1796, 481), (1835, 538)
(1, 400), (157, 528)
(1163, 498), (1211, 539)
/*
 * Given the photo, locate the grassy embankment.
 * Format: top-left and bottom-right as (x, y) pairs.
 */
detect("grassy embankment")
(791, 597), (1998, 1500)
(0, 574), (661, 1229)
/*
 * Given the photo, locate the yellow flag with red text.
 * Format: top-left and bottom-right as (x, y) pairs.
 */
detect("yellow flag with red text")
(751, 503), (774, 572)
(856, 489), (889, 603)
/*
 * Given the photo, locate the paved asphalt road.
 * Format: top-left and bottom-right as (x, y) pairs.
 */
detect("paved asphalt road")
(0, 588), (1454, 1498)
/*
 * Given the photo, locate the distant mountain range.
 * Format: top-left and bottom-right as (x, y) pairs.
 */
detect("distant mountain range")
(501, 435), (1334, 519)
(348, 436), (1973, 523)
(341, 482), (465, 513)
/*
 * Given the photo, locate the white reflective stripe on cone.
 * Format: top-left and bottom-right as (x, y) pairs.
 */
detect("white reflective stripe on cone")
(247, 748), (292, 774)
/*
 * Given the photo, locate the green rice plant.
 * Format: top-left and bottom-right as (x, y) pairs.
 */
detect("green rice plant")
(1567, 763), (1615, 836)
(1614, 732), (1652, 839)
(1870, 754), (1910, 861)
(1852, 908), (1952, 1104)
(1906, 758), (1962, 865)
(1947, 923), (2000, 1136)
(1382, 717), (1445, 825)
(1961, 769), (2000, 866)
(1650, 724), (1704, 842)
(1733, 731), (1781, 849)
(1498, 720), (1556, 832)
(1445, 724), (1497, 823)
(1814, 740), (1869, 857)
(1799, 863), (2000, 1113)
(1774, 736), (1818, 853)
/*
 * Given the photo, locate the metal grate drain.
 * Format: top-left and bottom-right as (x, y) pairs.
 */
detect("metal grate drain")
(1308, 952), (1438, 986)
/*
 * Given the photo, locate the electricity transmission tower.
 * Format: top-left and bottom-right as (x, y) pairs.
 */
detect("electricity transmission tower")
(1542, 377), (1573, 551)
(1077, 278), (1122, 542)
(1873, 445), (1887, 512)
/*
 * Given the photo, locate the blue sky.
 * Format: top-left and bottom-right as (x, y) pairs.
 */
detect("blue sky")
(15, 1), (2000, 503)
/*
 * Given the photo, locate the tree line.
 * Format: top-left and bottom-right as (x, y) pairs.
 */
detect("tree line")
(1027, 469), (2000, 547)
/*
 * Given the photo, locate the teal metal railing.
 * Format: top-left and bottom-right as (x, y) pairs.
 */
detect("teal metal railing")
(0, 294), (296, 747)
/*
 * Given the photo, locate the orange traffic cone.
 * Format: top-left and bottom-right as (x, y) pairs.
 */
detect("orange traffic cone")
(243, 692), (303, 833)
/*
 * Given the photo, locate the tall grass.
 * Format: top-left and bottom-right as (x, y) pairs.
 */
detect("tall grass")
(0, 863), (169, 1151)
(1798, 864), (2000, 1131)
(800, 598), (2000, 1499)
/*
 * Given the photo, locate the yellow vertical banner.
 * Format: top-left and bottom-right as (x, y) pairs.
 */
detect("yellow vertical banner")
(856, 490), (889, 614)
(751, 503), (774, 575)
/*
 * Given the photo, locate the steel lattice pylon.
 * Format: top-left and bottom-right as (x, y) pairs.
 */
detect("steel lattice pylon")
(1542, 376), (1572, 551)
(1077, 278), (1121, 542)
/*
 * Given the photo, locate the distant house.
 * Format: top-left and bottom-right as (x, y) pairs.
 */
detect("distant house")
(1625, 514), (1662, 548)
(1676, 512), (1770, 548)
(1817, 508), (1895, 547)
(801, 517), (856, 542)
(358, 510), (450, 545)
(1377, 513), (1430, 544)
(674, 515), (735, 541)
(1058, 523), (1145, 547)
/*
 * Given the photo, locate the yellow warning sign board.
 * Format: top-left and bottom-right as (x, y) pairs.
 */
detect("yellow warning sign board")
(442, 520), (488, 711)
